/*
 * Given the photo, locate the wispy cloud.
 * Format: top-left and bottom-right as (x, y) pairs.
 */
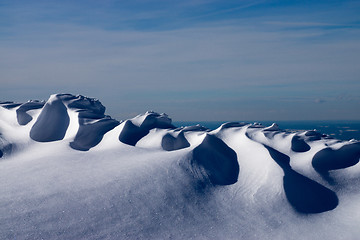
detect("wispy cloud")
(264, 21), (356, 28)
(0, 0), (359, 120)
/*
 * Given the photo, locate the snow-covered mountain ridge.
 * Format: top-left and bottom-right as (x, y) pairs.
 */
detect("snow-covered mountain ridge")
(1, 94), (359, 239)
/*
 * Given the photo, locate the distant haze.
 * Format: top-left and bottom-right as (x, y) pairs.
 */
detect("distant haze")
(1, 0), (359, 121)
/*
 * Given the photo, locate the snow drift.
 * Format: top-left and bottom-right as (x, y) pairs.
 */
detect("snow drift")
(0, 94), (360, 240)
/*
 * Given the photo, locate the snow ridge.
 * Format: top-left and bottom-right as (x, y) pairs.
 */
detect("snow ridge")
(1, 93), (360, 240)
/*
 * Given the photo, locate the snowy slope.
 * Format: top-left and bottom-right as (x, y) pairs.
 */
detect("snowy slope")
(0, 94), (359, 240)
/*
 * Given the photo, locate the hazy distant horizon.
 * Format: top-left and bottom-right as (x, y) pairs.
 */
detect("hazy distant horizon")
(1, 0), (359, 121)
(2, 93), (360, 122)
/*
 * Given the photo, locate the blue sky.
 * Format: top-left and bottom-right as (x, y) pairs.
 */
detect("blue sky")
(1, 0), (359, 121)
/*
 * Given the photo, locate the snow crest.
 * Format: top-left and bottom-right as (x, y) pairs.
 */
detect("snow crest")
(1, 93), (360, 240)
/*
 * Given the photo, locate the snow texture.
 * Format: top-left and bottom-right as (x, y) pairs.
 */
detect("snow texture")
(1, 93), (360, 240)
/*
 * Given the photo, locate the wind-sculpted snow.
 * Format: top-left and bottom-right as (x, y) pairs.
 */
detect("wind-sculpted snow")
(0, 101), (22, 109)
(70, 117), (120, 151)
(291, 135), (311, 152)
(30, 97), (70, 142)
(0, 133), (12, 159)
(66, 94), (106, 118)
(160, 125), (211, 151)
(0, 135), (3, 158)
(0, 142), (12, 159)
(67, 95), (120, 151)
(161, 131), (190, 151)
(218, 121), (247, 129)
(305, 130), (327, 141)
(312, 143), (360, 173)
(16, 101), (45, 125)
(119, 111), (175, 146)
(0, 93), (360, 240)
(10, 94), (120, 150)
(187, 134), (239, 185)
(264, 145), (338, 213)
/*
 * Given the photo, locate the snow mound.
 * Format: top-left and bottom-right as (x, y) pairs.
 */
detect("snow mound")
(30, 95), (70, 142)
(291, 135), (311, 152)
(264, 122), (280, 131)
(187, 134), (239, 185)
(16, 100), (45, 125)
(161, 131), (190, 151)
(265, 145), (338, 213)
(312, 142), (360, 173)
(66, 95), (120, 151)
(1, 93), (360, 240)
(119, 111), (175, 146)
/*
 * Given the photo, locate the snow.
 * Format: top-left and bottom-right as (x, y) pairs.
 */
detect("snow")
(0, 94), (360, 239)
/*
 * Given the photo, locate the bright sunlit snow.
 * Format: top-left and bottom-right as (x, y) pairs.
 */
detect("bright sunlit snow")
(1, 94), (360, 239)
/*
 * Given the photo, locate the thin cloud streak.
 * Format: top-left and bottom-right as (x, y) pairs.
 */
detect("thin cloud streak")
(264, 21), (358, 28)
(0, 0), (359, 120)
